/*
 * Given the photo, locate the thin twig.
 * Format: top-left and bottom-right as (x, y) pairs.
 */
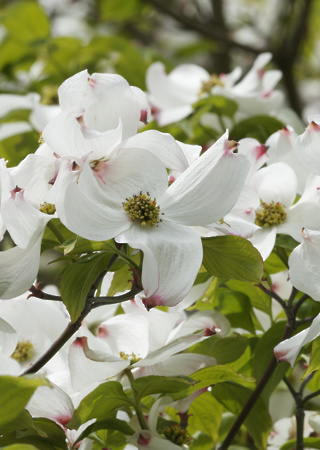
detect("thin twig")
(219, 322), (295, 449)
(143, 0), (264, 55)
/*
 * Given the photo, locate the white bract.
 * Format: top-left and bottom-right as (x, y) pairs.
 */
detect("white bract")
(52, 130), (249, 307)
(146, 52), (283, 126)
(246, 162), (320, 260)
(58, 69), (150, 139)
(68, 302), (228, 391)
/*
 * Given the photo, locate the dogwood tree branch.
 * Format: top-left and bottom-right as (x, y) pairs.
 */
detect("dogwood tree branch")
(142, 0), (263, 55)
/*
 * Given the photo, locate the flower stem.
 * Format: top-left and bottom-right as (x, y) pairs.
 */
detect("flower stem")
(89, 287), (142, 307)
(47, 220), (66, 244)
(125, 368), (148, 430)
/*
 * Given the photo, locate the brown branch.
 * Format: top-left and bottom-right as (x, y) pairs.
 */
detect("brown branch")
(142, 0), (264, 55)
(272, 0), (315, 116)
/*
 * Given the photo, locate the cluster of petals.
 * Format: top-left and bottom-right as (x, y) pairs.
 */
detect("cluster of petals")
(68, 296), (230, 392)
(50, 128), (249, 308)
(146, 52), (283, 126)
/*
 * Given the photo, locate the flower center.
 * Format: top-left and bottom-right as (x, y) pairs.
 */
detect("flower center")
(199, 74), (224, 95)
(162, 424), (192, 446)
(39, 202), (56, 215)
(123, 192), (161, 227)
(11, 340), (33, 362)
(119, 351), (142, 365)
(255, 201), (287, 227)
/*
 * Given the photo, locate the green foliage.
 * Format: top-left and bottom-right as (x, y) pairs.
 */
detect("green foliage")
(68, 381), (133, 429)
(0, 131), (39, 168)
(202, 235), (264, 283)
(226, 279), (271, 315)
(211, 382), (272, 450)
(230, 115), (284, 142)
(0, 409), (35, 435)
(215, 288), (261, 334)
(253, 321), (290, 402)
(189, 334), (249, 365)
(173, 365), (255, 401)
(0, 417), (70, 450)
(302, 335), (320, 379)
(98, 0), (144, 22)
(280, 437), (320, 449)
(73, 418), (135, 447)
(60, 251), (115, 321)
(188, 392), (223, 444)
(131, 375), (196, 400)
(193, 95), (239, 118)
(0, 376), (48, 430)
(3, 2), (50, 46)
(0, 445), (38, 450)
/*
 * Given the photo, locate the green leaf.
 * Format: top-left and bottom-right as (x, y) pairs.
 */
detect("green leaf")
(280, 437), (320, 449)
(42, 219), (77, 248)
(211, 382), (272, 450)
(275, 234), (299, 251)
(3, 2), (50, 45)
(190, 432), (214, 450)
(188, 392), (223, 443)
(74, 418), (134, 446)
(0, 409), (35, 435)
(99, 0), (143, 21)
(0, 376), (48, 429)
(131, 375), (197, 400)
(0, 131), (39, 167)
(172, 365), (255, 401)
(226, 279), (271, 315)
(60, 252), (114, 322)
(193, 95), (238, 118)
(253, 321), (290, 402)
(218, 291), (258, 334)
(107, 252), (140, 296)
(67, 237), (116, 256)
(230, 115), (284, 142)
(189, 334), (249, 364)
(0, 445), (38, 450)
(68, 381), (133, 429)
(33, 418), (68, 449)
(302, 335), (320, 379)
(264, 251), (288, 274)
(202, 235), (263, 283)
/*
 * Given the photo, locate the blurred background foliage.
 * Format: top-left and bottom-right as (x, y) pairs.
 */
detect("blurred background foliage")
(0, 0), (319, 165)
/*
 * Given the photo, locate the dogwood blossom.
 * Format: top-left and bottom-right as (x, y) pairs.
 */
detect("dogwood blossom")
(68, 305), (227, 391)
(52, 130), (249, 307)
(58, 69), (150, 139)
(146, 52), (283, 126)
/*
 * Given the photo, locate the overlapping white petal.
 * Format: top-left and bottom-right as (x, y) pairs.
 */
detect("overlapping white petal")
(274, 314), (320, 367)
(288, 228), (320, 301)
(58, 69), (147, 138)
(296, 120), (320, 174)
(116, 221), (203, 307)
(0, 232), (43, 298)
(250, 162), (297, 207)
(160, 131), (250, 226)
(26, 383), (74, 425)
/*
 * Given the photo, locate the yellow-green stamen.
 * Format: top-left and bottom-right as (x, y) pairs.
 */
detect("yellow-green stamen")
(162, 425), (192, 446)
(199, 74), (224, 95)
(255, 201), (287, 227)
(119, 351), (142, 365)
(123, 192), (161, 227)
(40, 202), (56, 215)
(11, 341), (33, 362)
